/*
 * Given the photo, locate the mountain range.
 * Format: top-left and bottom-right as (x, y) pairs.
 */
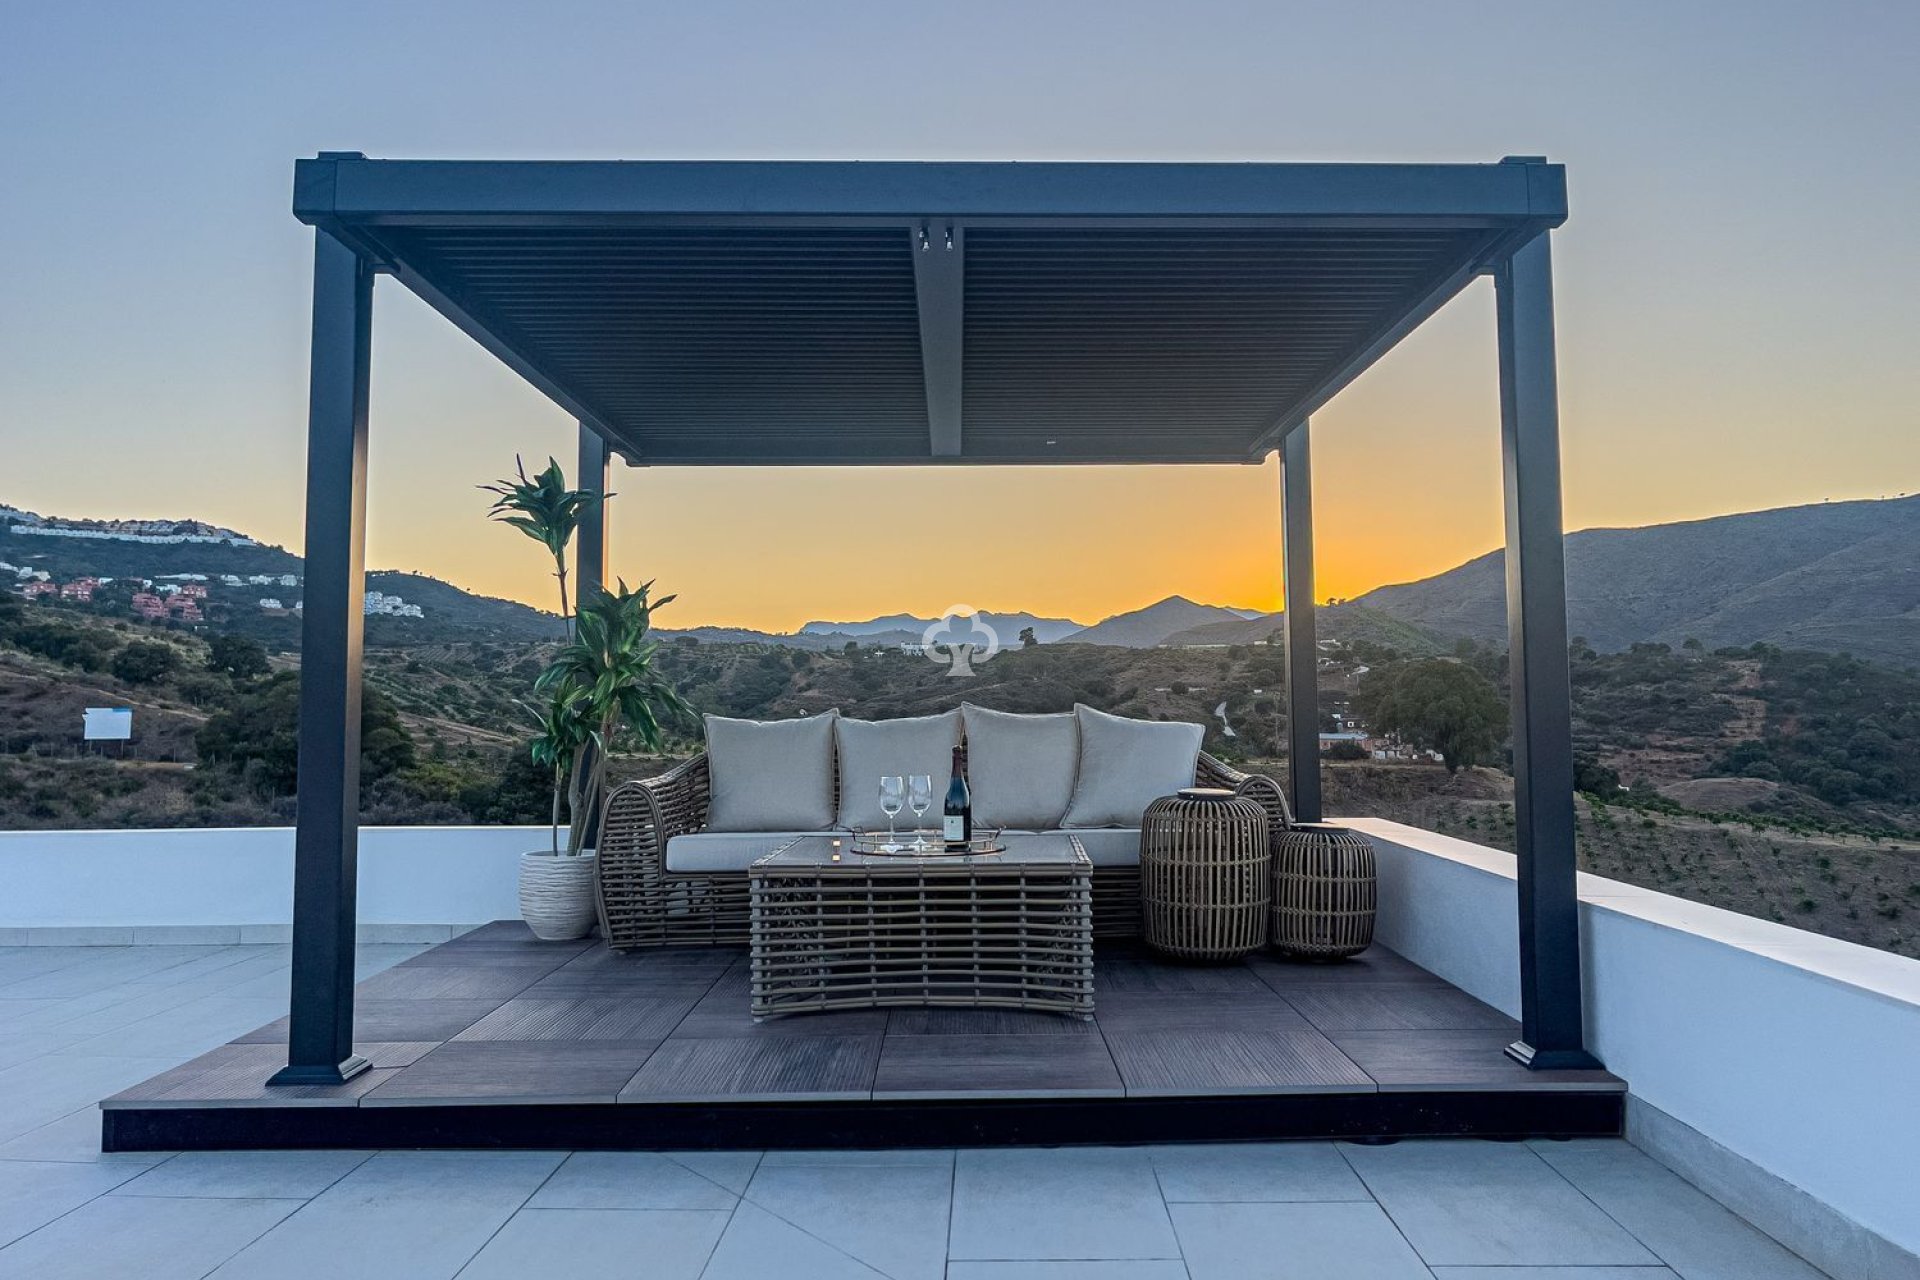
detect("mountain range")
(1351, 494), (1920, 668)
(7, 494), (1916, 665)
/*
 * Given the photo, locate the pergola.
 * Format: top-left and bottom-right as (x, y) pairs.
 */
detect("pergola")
(276, 153), (1596, 1088)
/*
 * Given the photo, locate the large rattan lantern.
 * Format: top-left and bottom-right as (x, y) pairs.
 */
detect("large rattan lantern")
(1139, 787), (1272, 961)
(1271, 822), (1377, 960)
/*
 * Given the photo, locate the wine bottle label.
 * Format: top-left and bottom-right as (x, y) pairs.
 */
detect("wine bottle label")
(943, 815), (965, 842)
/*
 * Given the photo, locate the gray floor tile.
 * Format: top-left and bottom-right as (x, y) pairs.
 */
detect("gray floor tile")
(1342, 1139), (1659, 1267)
(352, 964), (543, 1001)
(450, 994), (695, 1041)
(701, 1201), (893, 1279)
(237, 997), (502, 1042)
(1092, 990), (1310, 1032)
(1106, 1027), (1373, 1095)
(0, 1051), (181, 1141)
(1171, 1200), (1434, 1279)
(1148, 1142), (1371, 1202)
(1279, 984), (1516, 1032)
(946, 1265), (1192, 1280)
(363, 1040), (660, 1105)
(759, 1148), (951, 1168)
(455, 1207), (728, 1280)
(0, 1107), (168, 1164)
(875, 1033), (1123, 1098)
(206, 1151), (565, 1279)
(888, 1007), (1100, 1035)
(1429, 1269), (1680, 1279)
(620, 1035), (881, 1102)
(950, 1147), (1180, 1261)
(111, 1149), (372, 1199)
(528, 1151), (746, 1210)
(0, 1159), (147, 1247)
(667, 1149), (765, 1192)
(64, 996), (291, 1060)
(1533, 1142), (1830, 1279)
(1250, 946), (1446, 985)
(0, 1194), (300, 1280)
(743, 1157), (952, 1280)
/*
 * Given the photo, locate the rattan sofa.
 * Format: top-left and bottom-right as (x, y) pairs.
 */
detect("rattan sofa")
(596, 749), (1292, 950)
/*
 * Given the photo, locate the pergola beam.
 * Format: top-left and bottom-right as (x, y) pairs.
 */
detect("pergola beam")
(910, 222), (965, 457)
(271, 230), (373, 1088)
(1495, 231), (1597, 1070)
(300, 157), (1565, 225)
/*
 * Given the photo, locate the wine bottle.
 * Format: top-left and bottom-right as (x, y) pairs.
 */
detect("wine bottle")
(943, 745), (972, 849)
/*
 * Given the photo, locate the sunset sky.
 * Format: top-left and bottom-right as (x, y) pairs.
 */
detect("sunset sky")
(3, 3), (1915, 631)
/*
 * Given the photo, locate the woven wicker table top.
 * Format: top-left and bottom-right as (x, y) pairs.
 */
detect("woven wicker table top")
(752, 833), (1089, 873)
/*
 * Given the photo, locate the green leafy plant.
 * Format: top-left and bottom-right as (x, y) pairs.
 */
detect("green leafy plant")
(532, 579), (689, 854)
(481, 456), (609, 632)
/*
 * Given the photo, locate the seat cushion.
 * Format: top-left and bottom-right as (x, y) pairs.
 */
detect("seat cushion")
(835, 710), (963, 830)
(1003, 828), (1142, 868)
(1061, 704), (1205, 828)
(703, 710), (838, 832)
(665, 831), (822, 874)
(960, 704), (1079, 828)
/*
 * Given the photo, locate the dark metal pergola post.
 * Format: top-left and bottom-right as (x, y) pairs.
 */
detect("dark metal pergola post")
(576, 421), (610, 598)
(574, 421), (611, 848)
(1494, 232), (1598, 1070)
(270, 230), (374, 1087)
(1279, 422), (1322, 822)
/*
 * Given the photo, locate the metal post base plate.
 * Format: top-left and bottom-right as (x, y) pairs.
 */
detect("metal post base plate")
(1505, 1040), (1603, 1071)
(267, 1055), (371, 1088)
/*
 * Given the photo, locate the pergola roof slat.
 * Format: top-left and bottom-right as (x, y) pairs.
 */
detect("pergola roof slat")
(296, 155), (1561, 464)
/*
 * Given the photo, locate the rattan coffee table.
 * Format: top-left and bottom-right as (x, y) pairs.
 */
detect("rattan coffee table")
(748, 834), (1095, 1020)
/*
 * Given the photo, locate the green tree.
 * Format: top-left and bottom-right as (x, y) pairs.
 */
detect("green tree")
(1352, 658), (1506, 773)
(207, 633), (271, 679)
(112, 640), (178, 685)
(1019, 626), (1038, 648)
(196, 672), (415, 795)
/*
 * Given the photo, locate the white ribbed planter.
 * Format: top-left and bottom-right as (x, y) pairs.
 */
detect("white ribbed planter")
(517, 851), (598, 941)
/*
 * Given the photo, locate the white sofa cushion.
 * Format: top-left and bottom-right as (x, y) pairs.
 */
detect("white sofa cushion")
(1061, 704), (1204, 828)
(960, 704), (1079, 829)
(1002, 828), (1141, 868)
(835, 710), (963, 830)
(666, 831), (821, 874)
(703, 710), (838, 832)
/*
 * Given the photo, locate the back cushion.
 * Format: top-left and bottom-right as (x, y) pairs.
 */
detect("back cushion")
(1061, 704), (1204, 828)
(835, 710), (964, 830)
(960, 704), (1079, 829)
(703, 710), (838, 832)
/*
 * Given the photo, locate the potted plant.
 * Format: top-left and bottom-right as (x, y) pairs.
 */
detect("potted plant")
(484, 458), (688, 940)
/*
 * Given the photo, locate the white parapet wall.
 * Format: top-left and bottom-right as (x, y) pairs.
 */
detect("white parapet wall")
(1346, 816), (1920, 1279)
(0, 826), (544, 940)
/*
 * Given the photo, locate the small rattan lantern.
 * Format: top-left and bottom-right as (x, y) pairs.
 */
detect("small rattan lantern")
(1271, 822), (1377, 960)
(1139, 787), (1271, 961)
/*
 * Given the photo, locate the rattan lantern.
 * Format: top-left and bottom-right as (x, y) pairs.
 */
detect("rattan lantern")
(1139, 787), (1272, 961)
(1271, 822), (1377, 960)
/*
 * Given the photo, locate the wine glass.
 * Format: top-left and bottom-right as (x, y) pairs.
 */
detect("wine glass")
(907, 774), (934, 850)
(878, 776), (905, 852)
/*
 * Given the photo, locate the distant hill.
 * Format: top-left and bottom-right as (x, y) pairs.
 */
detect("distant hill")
(1060, 596), (1253, 648)
(0, 509), (562, 649)
(801, 610), (1085, 644)
(1354, 495), (1920, 667)
(1164, 603), (1451, 656)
